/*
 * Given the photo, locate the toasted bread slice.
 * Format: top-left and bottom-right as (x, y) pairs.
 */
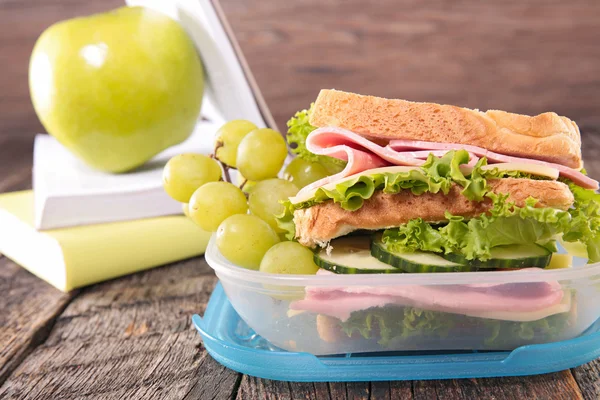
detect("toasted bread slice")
(293, 179), (574, 248)
(310, 89), (582, 169)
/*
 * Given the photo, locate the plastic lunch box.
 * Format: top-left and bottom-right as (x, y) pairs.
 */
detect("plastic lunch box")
(202, 237), (600, 356)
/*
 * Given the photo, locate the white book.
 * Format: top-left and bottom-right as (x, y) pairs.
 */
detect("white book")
(33, 0), (275, 230)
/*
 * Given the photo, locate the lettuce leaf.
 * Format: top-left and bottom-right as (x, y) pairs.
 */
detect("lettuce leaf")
(340, 306), (454, 346)
(421, 149), (489, 201)
(561, 180), (600, 262)
(380, 179), (600, 263)
(286, 105), (346, 174)
(482, 312), (568, 347)
(338, 306), (568, 348)
(383, 194), (572, 261)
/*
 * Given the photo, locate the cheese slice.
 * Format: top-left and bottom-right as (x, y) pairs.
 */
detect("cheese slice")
(480, 163), (560, 180)
(459, 290), (572, 322)
(289, 163), (560, 205)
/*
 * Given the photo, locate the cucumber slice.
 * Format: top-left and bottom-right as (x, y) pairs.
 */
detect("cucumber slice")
(442, 244), (552, 269)
(314, 236), (402, 274)
(371, 237), (472, 273)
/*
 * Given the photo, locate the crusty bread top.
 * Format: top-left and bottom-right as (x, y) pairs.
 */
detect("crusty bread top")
(309, 89), (582, 169)
(294, 179), (574, 248)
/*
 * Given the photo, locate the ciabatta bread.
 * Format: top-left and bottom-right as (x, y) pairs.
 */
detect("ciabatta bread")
(310, 89), (582, 169)
(293, 179), (574, 248)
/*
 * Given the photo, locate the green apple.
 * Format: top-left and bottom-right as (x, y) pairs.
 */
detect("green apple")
(29, 6), (204, 173)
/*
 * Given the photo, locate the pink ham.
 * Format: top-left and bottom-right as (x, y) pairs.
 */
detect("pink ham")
(298, 127), (469, 196)
(290, 269), (564, 322)
(307, 127), (425, 167)
(299, 127), (598, 196)
(297, 127), (424, 196)
(389, 139), (598, 190)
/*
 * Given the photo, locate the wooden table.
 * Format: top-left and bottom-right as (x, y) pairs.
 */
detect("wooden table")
(1, 1), (600, 398)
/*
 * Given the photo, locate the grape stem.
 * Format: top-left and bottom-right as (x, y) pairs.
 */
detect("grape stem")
(211, 143), (233, 184)
(222, 163), (232, 184)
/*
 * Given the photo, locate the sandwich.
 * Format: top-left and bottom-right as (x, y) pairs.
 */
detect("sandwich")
(278, 89), (600, 349)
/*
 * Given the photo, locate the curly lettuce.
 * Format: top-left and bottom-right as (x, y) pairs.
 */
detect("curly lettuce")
(338, 306), (569, 349)
(382, 194), (572, 261)
(382, 179), (600, 263)
(286, 105), (345, 174)
(340, 306), (454, 347)
(482, 312), (568, 347)
(561, 180), (600, 262)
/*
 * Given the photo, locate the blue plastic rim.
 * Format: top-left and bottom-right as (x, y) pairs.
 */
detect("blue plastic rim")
(192, 283), (600, 382)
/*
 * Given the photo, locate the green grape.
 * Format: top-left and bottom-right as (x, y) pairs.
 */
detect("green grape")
(235, 172), (257, 194)
(182, 203), (190, 218)
(283, 157), (328, 189)
(163, 153), (222, 202)
(260, 241), (319, 299)
(249, 179), (298, 232)
(214, 120), (258, 168)
(237, 128), (287, 181)
(260, 241), (319, 275)
(216, 214), (280, 269)
(320, 157), (346, 175)
(189, 182), (248, 231)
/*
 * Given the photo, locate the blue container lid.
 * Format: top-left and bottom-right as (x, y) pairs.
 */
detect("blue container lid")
(193, 282), (600, 382)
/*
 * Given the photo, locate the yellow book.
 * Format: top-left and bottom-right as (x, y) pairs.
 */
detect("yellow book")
(0, 191), (211, 292)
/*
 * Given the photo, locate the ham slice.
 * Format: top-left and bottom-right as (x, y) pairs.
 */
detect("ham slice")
(290, 269), (566, 322)
(389, 139), (598, 190)
(297, 127), (424, 197)
(298, 128), (481, 197)
(297, 127), (598, 194)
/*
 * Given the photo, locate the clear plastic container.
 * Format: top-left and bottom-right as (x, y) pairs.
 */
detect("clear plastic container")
(205, 237), (600, 356)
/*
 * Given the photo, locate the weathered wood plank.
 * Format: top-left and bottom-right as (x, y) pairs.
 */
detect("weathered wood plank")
(0, 257), (74, 387)
(238, 372), (584, 400)
(572, 360), (600, 400)
(413, 371), (583, 400)
(0, 136), (73, 387)
(0, 258), (241, 400)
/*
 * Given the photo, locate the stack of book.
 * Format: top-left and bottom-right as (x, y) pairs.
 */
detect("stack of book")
(0, 0), (275, 291)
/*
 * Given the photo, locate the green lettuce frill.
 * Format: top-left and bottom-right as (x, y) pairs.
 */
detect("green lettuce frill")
(339, 306), (568, 348)
(382, 194), (570, 261)
(382, 185), (600, 263)
(286, 105), (346, 174)
(561, 180), (600, 262)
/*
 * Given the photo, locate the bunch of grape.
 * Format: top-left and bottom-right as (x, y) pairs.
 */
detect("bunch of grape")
(163, 120), (320, 275)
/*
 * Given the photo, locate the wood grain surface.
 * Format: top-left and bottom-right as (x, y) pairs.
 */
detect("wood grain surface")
(1, 0), (599, 399)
